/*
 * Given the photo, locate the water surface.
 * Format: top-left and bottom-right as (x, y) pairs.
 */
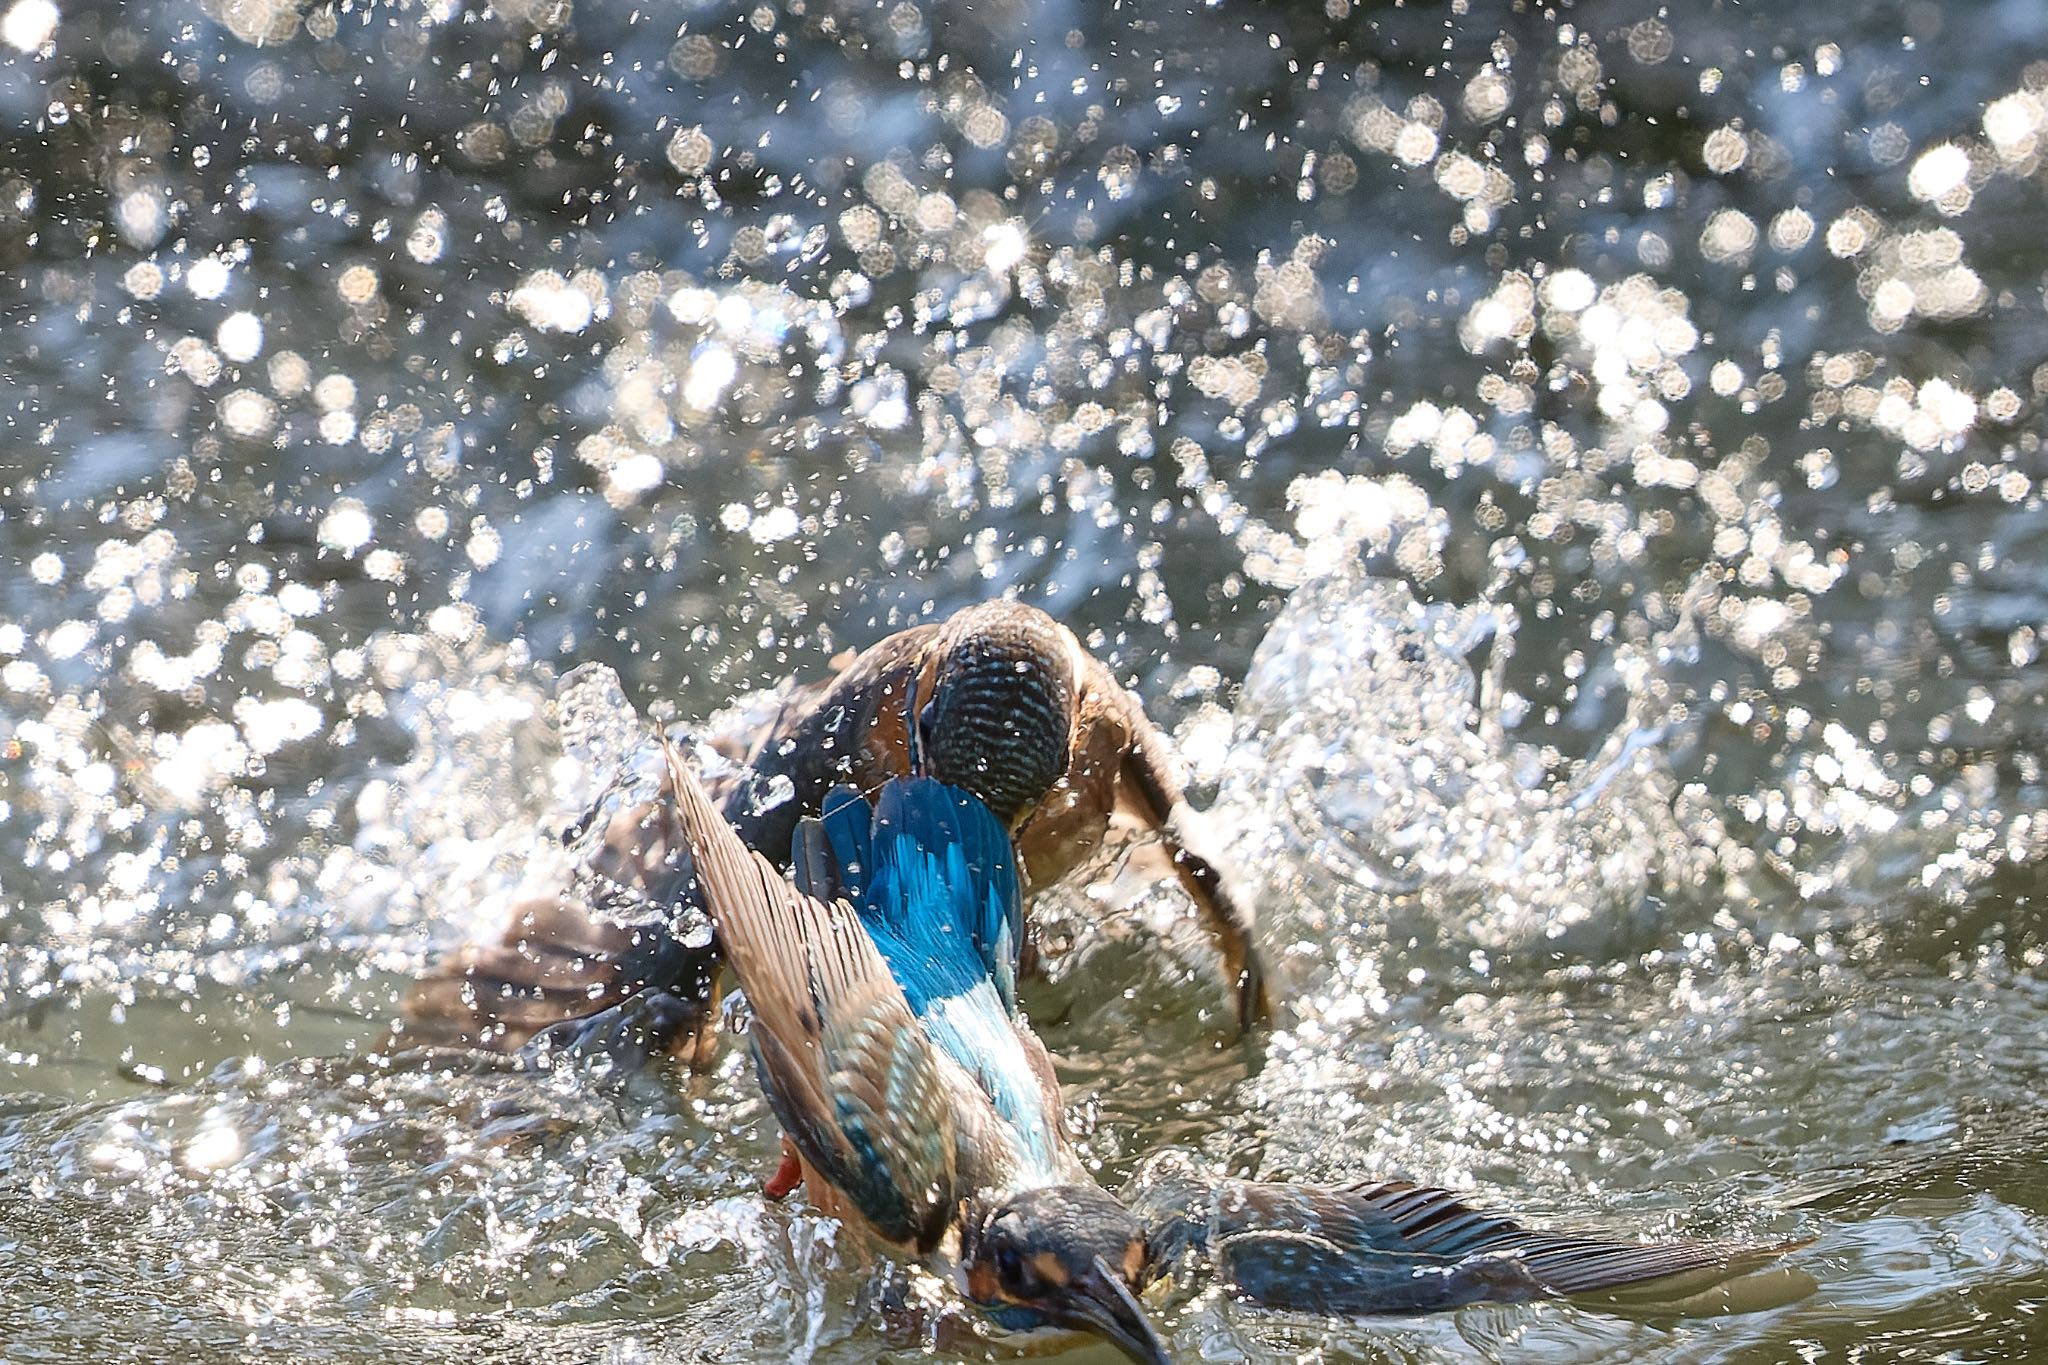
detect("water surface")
(3, 0), (2047, 1358)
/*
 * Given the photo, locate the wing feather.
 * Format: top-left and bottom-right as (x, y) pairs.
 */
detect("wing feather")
(815, 784), (875, 903)
(396, 751), (725, 1058)
(663, 740), (960, 1251)
(1115, 692), (1269, 1025)
(791, 816), (846, 906)
(1131, 1165), (1802, 1312)
(868, 775), (1022, 1011)
(1309, 1180), (1793, 1297)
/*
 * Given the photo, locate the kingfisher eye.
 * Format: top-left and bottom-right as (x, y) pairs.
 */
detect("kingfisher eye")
(995, 1244), (1037, 1293)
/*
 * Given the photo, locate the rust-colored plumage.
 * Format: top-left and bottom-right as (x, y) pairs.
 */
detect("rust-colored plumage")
(393, 599), (1266, 1059)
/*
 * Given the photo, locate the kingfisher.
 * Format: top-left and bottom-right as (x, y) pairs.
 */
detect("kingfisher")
(398, 598), (1266, 1060)
(660, 738), (1173, 1364)
(657, 742), (1798, 1356)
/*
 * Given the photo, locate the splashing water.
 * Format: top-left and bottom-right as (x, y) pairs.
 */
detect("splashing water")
(4, 0), (2048, 1358)
(1214, 565), (1697, 980)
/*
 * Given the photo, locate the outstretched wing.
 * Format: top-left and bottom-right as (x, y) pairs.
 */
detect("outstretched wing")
(396, 651), (871, 1059)
(1131, 1163), (1802, 1314)
(1116, 699), (1270, 1027)
(866, 775), (1023, 1012)
(665, 740), (961, 1252)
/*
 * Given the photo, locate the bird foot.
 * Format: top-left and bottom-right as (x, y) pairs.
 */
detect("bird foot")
(763, 1140), (804, 1200)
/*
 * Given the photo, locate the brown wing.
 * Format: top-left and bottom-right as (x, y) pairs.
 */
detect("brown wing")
(1115, 694), (1270, 1025)
(1015, 662), (1270, 1027)
(663, 738), (964, 1251)
(392, 759), (724, 1063)
(396, 890), (667, 1051)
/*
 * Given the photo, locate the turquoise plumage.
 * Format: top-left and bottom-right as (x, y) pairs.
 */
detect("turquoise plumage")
(800, 779), (1052, 1169)
(825, 778), (1021, 1011)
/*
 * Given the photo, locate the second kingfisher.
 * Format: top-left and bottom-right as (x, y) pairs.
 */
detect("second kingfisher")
(663, 739), (1172, 1364)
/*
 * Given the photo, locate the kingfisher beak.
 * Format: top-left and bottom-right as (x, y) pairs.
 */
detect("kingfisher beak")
(1044, 1255), (1172, 1365)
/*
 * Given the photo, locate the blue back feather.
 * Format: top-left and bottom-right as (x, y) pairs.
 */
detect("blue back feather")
(796, 777), (1051, 1170)
(867, 776), (1021, 1011)
(817, 785), (874, 901)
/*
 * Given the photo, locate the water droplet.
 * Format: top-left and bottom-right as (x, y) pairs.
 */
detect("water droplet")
(746, 772), (795, 817)
(680, 911), (714, 950)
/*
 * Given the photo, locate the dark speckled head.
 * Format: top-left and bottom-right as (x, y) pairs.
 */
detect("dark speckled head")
(960, 1183), (1167, 1365)
(916, 602), (1077, 824)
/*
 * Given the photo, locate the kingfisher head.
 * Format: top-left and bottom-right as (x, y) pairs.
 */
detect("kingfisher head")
(961, 1183), (1169, 1365)
(910, 602), (1076, 825)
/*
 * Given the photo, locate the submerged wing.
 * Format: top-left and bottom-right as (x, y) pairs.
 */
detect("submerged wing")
(865, 775), (1023, 1011)
(664, 740), (960, 1251)
(1131, 1163), (1801, 1314)
(395, 770), (720, 1062)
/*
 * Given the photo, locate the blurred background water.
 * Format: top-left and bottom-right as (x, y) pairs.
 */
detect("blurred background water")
(2, 0), (2047, 1358)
